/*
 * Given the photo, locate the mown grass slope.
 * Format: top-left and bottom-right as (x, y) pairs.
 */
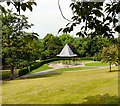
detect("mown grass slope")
(2, 66), (118, 104)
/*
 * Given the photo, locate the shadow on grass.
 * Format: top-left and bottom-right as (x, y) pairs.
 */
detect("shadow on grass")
(110, 70), (119, 72)
(105, 70), (119, 73)
(18, 71), (62, 80)
(81, 93), (119, 105)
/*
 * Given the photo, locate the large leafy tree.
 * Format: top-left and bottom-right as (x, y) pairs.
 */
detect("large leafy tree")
(58, 0), (120, 69)
(2, 9), (39, 79)
(42, 34), (62, 59)
(59, 34), (74, 46)
(59, 0), (120, 37)
(73, 36), (110, 57)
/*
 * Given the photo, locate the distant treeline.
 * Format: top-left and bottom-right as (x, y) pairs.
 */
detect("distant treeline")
(39, 33), (112, 60)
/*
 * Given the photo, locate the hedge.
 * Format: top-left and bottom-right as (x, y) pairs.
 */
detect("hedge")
(19, 57), (94, 76)
(19, 58), (64, 76)
(80, 57), (94, 60)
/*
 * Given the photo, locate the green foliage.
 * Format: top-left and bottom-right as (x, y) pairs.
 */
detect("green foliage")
(59, 1), (120, 38)
(80, 57), (93, 60)
(2, 9), (40, 79)
(93, 52), (102, 61)
(0, 0), (37, 14)
(73, 36), (110, 57)
(101, 45), (118, 71)
(19, 58), (63, 76)
(39, 34), (111, 60)
(101, 45), (118, 64)
(58, 34), (77, 54)
(59, 34), (74, 45)
(42, 34), (62, 59)
(2, 10), (38, 67)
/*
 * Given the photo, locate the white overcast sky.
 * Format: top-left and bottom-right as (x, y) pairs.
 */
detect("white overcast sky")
(21, 0), (74, 39)
(2, 0), (119, 38)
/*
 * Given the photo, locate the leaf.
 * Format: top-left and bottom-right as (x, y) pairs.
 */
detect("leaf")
(63, 27), (69, 33)
(1, 5), (6, 13)
(116, 6), (120, 13)
(33, 2), (37, 6)
(21, 3), (27, 11)
(115, 26), (120, 33)
(106, 3), (111, 7)
(7, 1), (10, 6)
(58, 28), (63, 33)
(70, 3), (74, 7)
(106, 16), (112, 20)
(76, 32), (81, 36)
(105, 16), (112, 23)
(73, 23), (76, 27)
(76, 32), (84, 38)
(66, 22), (70, 26)
(92, 9), (102, 17)
(27, 2), (33, 11)
(69, 25), (73, 32)
(81, 26), (84, 30)
(113, 18), (118, 25)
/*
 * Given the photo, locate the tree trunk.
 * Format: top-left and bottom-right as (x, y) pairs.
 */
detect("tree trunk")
(10, 65), (14, 80)
(109, 62), (112, 72)
(28, 65), (31, 72)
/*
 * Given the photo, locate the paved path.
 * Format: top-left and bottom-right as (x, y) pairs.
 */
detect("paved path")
(20, 68), (56, 78)
(19, 64), (115, 79)
(64, 65), (113, 72)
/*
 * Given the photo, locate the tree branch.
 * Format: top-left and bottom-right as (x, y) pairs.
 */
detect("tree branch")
(58, 0), (72, 22)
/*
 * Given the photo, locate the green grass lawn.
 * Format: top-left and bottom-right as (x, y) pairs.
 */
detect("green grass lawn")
(2, 66), (118, 104)
(30, 60), (96, 74)
(50, 61), (109, 73)
(1, 61), (109, 79)
(1, 64), (52, 79)
(1, 69), (19, 79)
(30, 64), (52, 74)
(52, 66), (96, 72)
(85, 61), (108, 67)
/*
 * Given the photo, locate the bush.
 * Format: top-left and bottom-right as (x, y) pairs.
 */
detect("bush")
(80, 57), (94, 60)
(19, 58), (63, 76)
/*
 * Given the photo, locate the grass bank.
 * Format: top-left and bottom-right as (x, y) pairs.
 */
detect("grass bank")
(85, 61), (108, 67)
(2, 66), (118, 104)
(30, 64), (52, 74)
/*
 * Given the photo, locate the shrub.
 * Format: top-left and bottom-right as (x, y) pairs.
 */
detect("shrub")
(19, 58), (63, 76)
(80, 57), (94, 60)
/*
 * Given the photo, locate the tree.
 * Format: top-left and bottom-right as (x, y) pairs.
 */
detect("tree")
(59, 1), (120, 38)
(59, 34), (74, 45)
(73, 36), (110, 57)
(0, 0), (37, 14)
(101, 45), (118, 72)
(2, 9), (39, 79)
(42, 34), (62, 59)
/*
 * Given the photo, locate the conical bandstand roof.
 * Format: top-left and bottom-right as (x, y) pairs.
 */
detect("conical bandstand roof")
(57, 44), (77, 57)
